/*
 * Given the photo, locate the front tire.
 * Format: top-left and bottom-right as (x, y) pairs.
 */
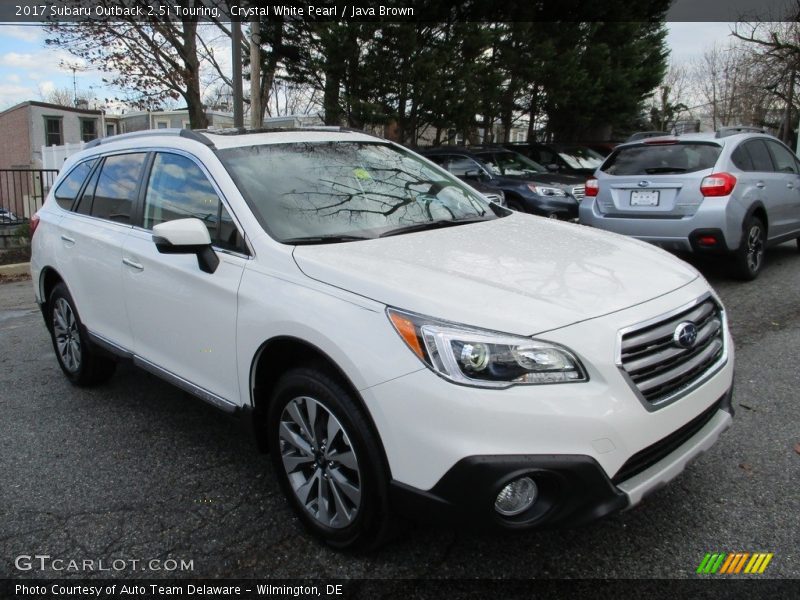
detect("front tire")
(732, 216), (765, 280)
(49, 282), (116, 386)
(267, 368), (391, 550)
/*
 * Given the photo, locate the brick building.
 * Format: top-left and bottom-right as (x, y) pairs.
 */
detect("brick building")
(0, 101), (103, 169)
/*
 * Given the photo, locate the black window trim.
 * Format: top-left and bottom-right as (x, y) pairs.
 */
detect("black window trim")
(135, 148), (251, 258)
(53, 156), (99, 212)
(70, 150), (149, 227)
(763, 138), (800, 175)
(740, 139), (776, 173)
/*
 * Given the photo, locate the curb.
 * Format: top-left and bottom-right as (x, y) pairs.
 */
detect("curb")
(0, 262), (30, 277)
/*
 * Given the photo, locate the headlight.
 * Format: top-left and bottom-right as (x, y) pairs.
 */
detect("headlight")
(527, 184), (567, 197)
(387, 309), (587, 388)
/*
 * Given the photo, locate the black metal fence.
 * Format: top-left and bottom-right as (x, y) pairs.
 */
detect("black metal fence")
(0, 169), (59, 227)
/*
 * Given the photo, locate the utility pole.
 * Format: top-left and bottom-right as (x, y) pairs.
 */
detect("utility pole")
(784, 68), (795, 146)
(231, 21), (244, 128)
(250, 19), (261, 129)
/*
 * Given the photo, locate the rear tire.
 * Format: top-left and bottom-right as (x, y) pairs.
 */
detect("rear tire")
(267, 367), (392, 551)
(732, 216), (766, 280)
(48, 282), (116, 386)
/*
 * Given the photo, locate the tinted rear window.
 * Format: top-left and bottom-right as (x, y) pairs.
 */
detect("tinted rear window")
(53, 159), (96, 210)
(601, 142), (722, 175)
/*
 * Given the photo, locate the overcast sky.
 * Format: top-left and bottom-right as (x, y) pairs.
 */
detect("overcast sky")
(0, 22), (739, 112)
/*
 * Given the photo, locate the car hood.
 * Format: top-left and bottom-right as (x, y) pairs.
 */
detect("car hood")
(497, 172), (585, 187)
(292, 214), (699, 335)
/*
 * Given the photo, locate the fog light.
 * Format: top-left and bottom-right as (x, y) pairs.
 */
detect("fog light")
(494, 476), (538, 516)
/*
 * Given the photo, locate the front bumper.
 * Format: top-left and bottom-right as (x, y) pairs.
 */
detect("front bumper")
(390, 389), (733, 530)
(521, 194), (579, 219)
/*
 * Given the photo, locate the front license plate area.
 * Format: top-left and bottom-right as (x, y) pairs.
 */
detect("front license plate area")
(630, 190), (660, 206)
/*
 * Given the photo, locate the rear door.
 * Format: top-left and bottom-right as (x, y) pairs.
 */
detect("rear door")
(55, 153), (147, 349)
(596, 141), (722, 218)
(764, 139), (800, 238)
(121, 151), (248, 405)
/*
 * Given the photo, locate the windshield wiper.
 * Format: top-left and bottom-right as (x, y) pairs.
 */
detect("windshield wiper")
(379, 217), (491, 238)
(282, 234), (372, 245)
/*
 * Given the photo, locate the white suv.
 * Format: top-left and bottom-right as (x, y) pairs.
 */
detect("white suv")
(31, 128), (734, 549)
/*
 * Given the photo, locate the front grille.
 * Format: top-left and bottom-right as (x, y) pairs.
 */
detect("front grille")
(612, 397), (722, 484)
(484, 193), (502, 205)
(619, 297), (725, 405)
(572, 185), (585, 201)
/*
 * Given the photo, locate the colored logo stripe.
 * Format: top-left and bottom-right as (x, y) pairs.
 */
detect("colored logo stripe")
(698, 552), (773, 574)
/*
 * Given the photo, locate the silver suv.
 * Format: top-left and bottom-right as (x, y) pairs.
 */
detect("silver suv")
(579, 129), (800, 279)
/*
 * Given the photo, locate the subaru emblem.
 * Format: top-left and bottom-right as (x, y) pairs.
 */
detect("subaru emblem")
(638, 180), (650, 188)
(673, 322), (698, 349)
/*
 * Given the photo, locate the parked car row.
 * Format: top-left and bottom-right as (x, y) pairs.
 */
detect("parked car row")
(419, 146), (586, 220)
(581, 129), (800, 280)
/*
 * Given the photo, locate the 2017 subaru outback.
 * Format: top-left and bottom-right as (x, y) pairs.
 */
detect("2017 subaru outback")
(580, 129), (800, 279)
(31, 128), (734, 549)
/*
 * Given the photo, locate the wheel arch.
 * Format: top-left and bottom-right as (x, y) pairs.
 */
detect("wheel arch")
(745, 202), (768, 235)
(248, 335), (393, 477)
(38, 266), (67, 331)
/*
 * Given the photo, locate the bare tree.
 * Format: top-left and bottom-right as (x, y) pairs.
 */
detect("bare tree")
(733, 19), (800, 143)
(689, 40), (780, 131)
(44, 1), (240, 128)
(648, 62), (691, 131)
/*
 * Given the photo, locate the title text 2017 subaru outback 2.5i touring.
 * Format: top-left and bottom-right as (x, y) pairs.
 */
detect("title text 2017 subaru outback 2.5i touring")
(31, 128), (734, 550)
(580, 129), (800, 280)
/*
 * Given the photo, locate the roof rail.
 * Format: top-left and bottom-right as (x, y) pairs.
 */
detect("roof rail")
(195, 125), (379, 138)
(715, 126), (767, 138)
(84, 128), (214, 149)
(626, 131), (671, 142)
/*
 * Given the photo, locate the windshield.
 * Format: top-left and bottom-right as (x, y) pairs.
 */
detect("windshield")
(479, 151), (547, 177)
(601, 142), (722, 175)
(219, 141), (498, 242)
(556, 146), (604, 170)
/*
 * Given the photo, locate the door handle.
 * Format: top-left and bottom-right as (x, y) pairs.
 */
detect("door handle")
(788, 183), (795, 189)
(756, 181), (765, 189)
(60, 235), (75, 244)
(122, 257), (144, 271)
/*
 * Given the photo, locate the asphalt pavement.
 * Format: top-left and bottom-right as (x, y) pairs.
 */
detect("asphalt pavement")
(1, 243), (799, 580)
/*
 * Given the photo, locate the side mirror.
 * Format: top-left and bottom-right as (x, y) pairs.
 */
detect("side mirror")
(546, 163), (560, 172)
(152, 218), (219, 274)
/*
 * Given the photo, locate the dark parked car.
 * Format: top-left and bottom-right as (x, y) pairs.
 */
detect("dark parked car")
(504, 142), (605, 177)
(420, 147), (585, 220)
(0, 208), (20, 224)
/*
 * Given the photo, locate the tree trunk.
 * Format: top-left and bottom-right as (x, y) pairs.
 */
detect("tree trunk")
(250, 19), (261, 128)
(180, 21), (207, 129)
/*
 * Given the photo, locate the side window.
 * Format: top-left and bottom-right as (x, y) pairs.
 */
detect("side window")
(90, 153), (148, 223)
(447, 157), (484, 177)
(144, 153), (245, 252)
(731, 145), (754, 171)
(534, 148), (555, 165)
(743, 140), (774, 172)
(53, 159), (96, 210)
(766, 141), (799, 173)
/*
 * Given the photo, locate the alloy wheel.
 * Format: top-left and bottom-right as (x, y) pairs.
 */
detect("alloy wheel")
(278, 396), (362, 529)
(746, 224), (764, 273)
(53, 298), (81, 372)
